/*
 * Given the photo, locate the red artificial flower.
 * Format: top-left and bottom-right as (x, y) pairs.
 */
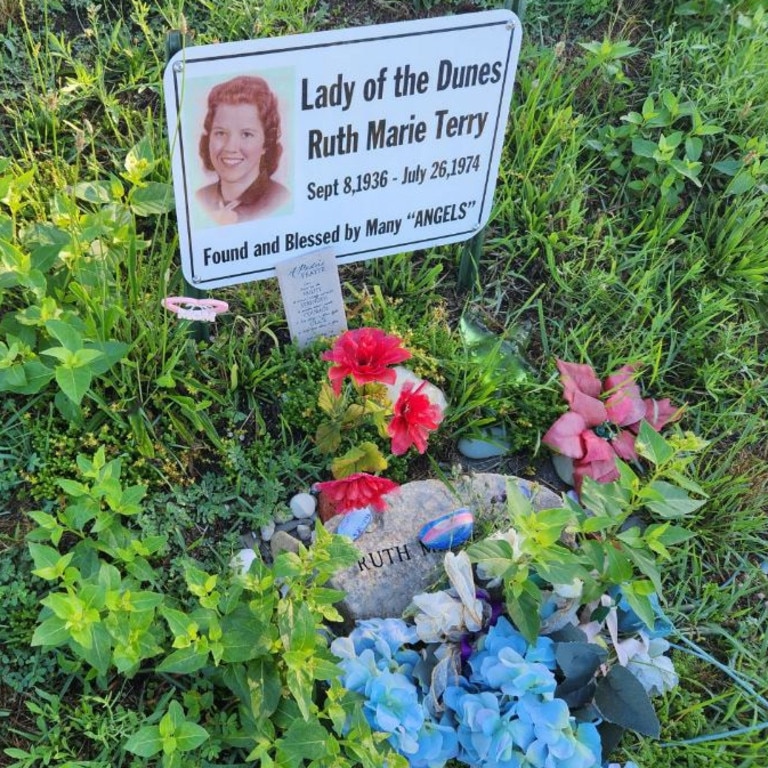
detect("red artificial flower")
(543, 359), (682, 492)
(322, 328), (412, 395)
(315, 472), (400, 514)
(388, 380), (444, 456)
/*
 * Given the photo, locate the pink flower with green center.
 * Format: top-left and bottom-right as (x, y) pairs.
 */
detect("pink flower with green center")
(543, 360), (681, 492)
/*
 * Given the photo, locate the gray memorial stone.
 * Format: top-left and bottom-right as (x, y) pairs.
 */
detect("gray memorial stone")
(324, 473), (562, 625)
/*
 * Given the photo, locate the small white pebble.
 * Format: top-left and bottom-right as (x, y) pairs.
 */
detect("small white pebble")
(231, 548), (257, 574)
(290, 492), (317, 519)
(259, 521), (276, 542)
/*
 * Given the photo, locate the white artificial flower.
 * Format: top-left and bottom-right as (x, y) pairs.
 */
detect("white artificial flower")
(411, 552), (484, 643)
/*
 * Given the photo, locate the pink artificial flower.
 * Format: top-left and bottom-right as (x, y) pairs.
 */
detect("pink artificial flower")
(322, 328), (412, 395)
(543, 359), (681, 492)
(315, 472), (399, 514)
(388, 380), (444, 455)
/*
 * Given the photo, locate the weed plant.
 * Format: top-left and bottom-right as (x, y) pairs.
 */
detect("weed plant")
(1, 0), (767, 765)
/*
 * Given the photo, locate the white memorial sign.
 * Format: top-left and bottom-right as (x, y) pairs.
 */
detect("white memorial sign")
(164, 10), (522, 289)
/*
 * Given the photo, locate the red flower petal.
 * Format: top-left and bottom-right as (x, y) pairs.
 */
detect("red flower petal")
(642, 398), (683, 431)
(557, 359), (602, 398)
(603, 366), (646, 427)
(315, 473), (400, 514)
(566, 389), (609, 427)
(611, 429), (638, 461)
(387, 381), (444, 456)
(542, 412), (588, 459)
(581, 431), (617, 463)
(573, 457), (620, 494)
(322, 328), (411, 394)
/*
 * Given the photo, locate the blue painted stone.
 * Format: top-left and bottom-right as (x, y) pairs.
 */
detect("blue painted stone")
(337, 507), (373, 540)
(418, 508), (474, 550)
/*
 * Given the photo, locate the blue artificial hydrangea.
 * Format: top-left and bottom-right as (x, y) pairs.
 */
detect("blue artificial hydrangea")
(406, 716), (460, 768)
(332, 615), (602, 768)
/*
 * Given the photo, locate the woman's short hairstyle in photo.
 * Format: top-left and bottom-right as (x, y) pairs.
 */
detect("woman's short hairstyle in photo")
(198, 75), (283, 177)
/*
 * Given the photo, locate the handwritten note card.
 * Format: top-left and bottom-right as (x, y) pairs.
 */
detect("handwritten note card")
(276, 249), (347, 347)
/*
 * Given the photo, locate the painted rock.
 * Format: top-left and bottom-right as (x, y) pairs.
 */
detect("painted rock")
(419, 508), (474, 550)
(336, 507), (373, 540)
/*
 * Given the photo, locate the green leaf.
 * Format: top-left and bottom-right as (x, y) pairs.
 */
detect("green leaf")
(79, 622), (112, 676)
(285, 660), (315, 721)
(175, 721), (209, 752)
(634, 421), (674, 465)
(725, 170), (755, 196)
(31, 615), (69, 647)
(594, 665), (661, 737)
(247, 658), (282, 721)
(278, 718), (329, 762)
(505, 580), (541, 644)
(466, 538), (516, 581)
(130, 182), (174, 216)
(619, 580), (657, 629)
(641, 481), (707, 519)
(315, 421), (342, 454)
(157, 645), (209, 674)
(54, 364), (92, 404)
(631, 138), (659, 159)
(331, 442), (388, 478)
(28, 543), (73, 580)
(220, 617), (270, 662)
(73, 180), (115, 204)
(125, 725), (164, 757)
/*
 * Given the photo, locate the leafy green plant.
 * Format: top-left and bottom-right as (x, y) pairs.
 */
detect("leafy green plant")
(24, 446), (404, 765)
(587, 89), (724, 206)
(468, 425), (707, 643)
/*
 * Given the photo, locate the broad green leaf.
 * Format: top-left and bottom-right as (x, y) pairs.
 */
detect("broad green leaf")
(73, 180), (115, 204)
(247, 658), (282, 721)
(466, 538), (517, 580)
(619, 580), (657, 629)
(278, 719), (329, 763)
(157, 645), (209, 674)
(331, 442), (387, 478)
(641, 481), (707, 519)
(175, 721), (210, 752)
(45, 319), (83, 351)
(130, 182), (174, 216)
(54, 364), (92, 404)
(634, 421), (674, 465)
(125, 725), (163, 757)
(315, 420), (342, 454)
(631, 138), (658, 159)
(79, 622), (112, 676)
(28, 543), (73, 580)
(725, 170), (755, 196)
(31, 615), (69, 647)
(285, 661), (315, 720)
(220, 618), (270, 662)
(505, 580), (541, 644)
(594, 665), (661, 737)
(124, 137), (156, 179)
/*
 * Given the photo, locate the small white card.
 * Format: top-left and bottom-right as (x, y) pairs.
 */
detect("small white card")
(276, 250), (347, 347)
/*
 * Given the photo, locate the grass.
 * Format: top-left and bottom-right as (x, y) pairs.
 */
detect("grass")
(1, 0), (767, 765)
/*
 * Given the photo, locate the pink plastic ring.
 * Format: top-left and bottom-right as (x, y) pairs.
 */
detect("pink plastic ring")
(162, 296), (229, 322)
